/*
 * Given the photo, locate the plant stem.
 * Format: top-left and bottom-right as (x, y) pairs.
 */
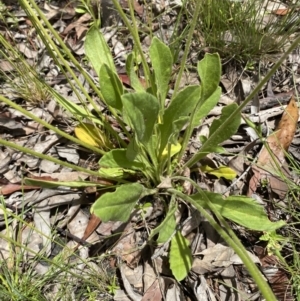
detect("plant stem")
(0, 138), (128, 183)
(172, 0), (202, 98)
(168, 187), (277, 301)
(20, 0), (122, 145)
(0, 138), (97, 177)
(0, 95), (105, 155)
(185, 34), (300, 168)
(111, 0), (152, 87)
(20, 0), (99, 106)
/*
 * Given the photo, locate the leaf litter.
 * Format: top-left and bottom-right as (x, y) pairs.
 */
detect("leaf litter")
(247, 95), (299, 199)
(0, 0), (299, 300)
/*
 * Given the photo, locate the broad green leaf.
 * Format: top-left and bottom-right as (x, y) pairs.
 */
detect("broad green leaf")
(122, 92), (159, 145)
(85, 26), (115, 76)
(160, 85), (201, 154)
(145, 134), (159, 166)
(191, 87), (221, 128)
(99, 149), (144, 170)
(199, 103), (240, 158)
(198, 53), (221, 100)
(99, 64), (123, 110)
(170, 231), (192, 281)
(126, 139), (139, 162)
(168, 116), (189, 146)
(157, 214), (176, 244)
(212, 146), (226, 153)
(126, 53), (145, 92)
(200, 165), (237, 180)
(209, 103), (240, 139)
(91, 183), (143, 222)
(149, 204), (177, 243)
(149, 37), (173, 102)
(190, 192), (285, 231)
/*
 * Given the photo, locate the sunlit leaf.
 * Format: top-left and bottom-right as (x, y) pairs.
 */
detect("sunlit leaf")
(24, 178), (108, 188)
(191, 192), (285, 231)
(99, 149), (144, 170)
(74, 123), (111, 148)
(98, 167), (135, 179)
(191, 87), (221, 128)
(170, 231), (192, 281)
(85, 26), (115, 75)
(159, 85), (201, 154)
(126, 53), (146, 92)
(197, 53), (221, 100)
(161, 143), (181, 159)
(196, 103), (240, 159)
(99, 64), (123, 110)
(200, 165), (237, 180)
(149, 204), (177, 243)
(149, 37), (173, 102)
(122, 92), (159, 145)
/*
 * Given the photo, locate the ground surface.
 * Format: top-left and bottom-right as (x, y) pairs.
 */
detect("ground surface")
(0, 0), (300, 300)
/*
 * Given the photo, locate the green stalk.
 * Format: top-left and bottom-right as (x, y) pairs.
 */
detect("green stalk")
(0, 138), (128, 183)
(0, 138), (99, 177)
(172, 0), (202, 98)
(168, 0), (189, 61)
(19, 0), (122, 145)
(19, 0), (99, 107)
(111, 0), (152, 87)
(169, 184), (277, 301)
(0, 95), (105, 155)
(185, 34), (300, 168)
(163, 0), (203, 168)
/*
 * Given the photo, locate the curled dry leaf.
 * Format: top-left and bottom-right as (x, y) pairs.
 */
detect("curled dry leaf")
(248, 96), (299, 199)
(0, 183), (40, 195)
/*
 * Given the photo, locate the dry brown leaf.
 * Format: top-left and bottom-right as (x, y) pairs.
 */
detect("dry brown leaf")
(67, 210), (100, 252)
(248, 96), (299, 198)
(112, 223), (141, 268)
(141, 279), (162, 301)
(0, 60), (14, 72)
(272, 8), (291, 16)
(80, 213), (101, 241)
(30, 171), (89, 182)
(43, 2), (75, 21)
(73, 213), (101, 251)
(0, 183), (40, 195)
(118, 73), (148, 89)
(62, 13), (91, 38)
(133, 0), (144, 17)
(119, 0), (144, 17)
